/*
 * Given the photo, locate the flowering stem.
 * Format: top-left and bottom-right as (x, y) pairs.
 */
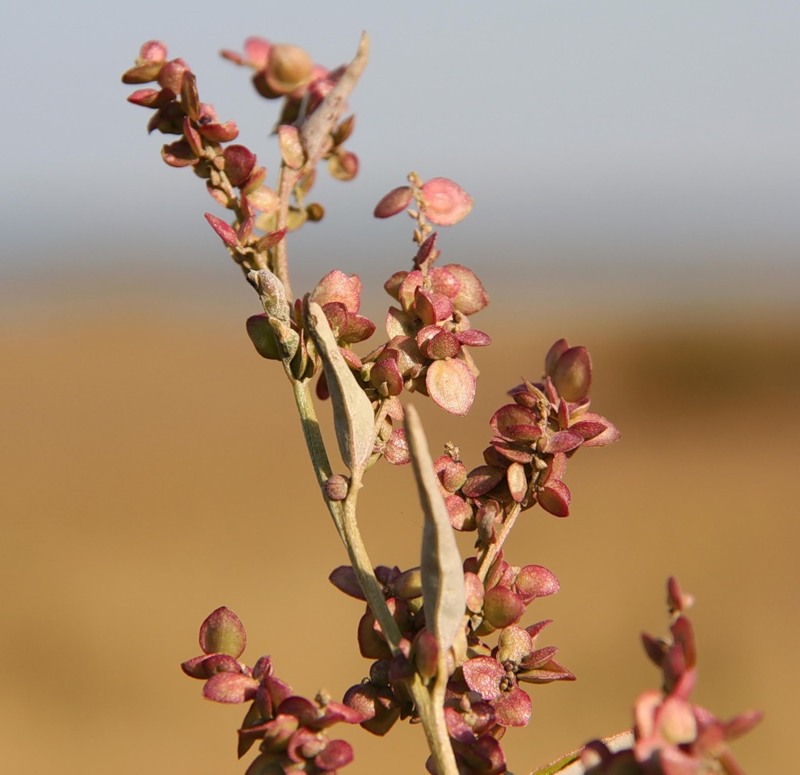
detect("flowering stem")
(289, 378), (457, 774)
(273, 164), (300, 300)
(476, 502), (522, 582)
(289, 379), (402, 645)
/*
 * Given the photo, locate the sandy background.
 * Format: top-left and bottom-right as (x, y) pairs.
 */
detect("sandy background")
(1, 264), (796, 774)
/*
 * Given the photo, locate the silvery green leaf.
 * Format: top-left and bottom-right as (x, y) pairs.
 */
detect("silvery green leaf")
(405, 404), (466, 655)
(306, 301), (374, 475)
(300, 33), (369, 164)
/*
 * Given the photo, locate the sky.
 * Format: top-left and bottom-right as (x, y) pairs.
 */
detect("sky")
(1, 0), (798, 305)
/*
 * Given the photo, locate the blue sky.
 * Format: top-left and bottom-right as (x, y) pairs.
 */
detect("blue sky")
(1, 1), (798, 303)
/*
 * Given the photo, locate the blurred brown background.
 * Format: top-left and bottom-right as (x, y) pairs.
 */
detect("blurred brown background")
(1, 266), (796, 773)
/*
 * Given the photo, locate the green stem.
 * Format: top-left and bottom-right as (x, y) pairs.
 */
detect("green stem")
(289, 378), (457, 774)
(273, 163), (300, 300)
(477, 502), (522, 582)
(290, 378), (401, 645)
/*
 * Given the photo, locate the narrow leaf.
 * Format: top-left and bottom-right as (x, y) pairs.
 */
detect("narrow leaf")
(305, 300), (374, 475)
(300, 33), (370, 164)
(405, 404), (466, 654)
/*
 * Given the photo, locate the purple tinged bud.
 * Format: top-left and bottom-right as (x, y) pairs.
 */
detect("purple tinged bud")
(549, 345), (592, 402)
(414, 233), (440, 270)
(199, 606), (247, 658)
(204, 212), (238, 247)
(328, 566), (366, 600)
(314, 739), (354, 771)
(371, 356), (404, 397)
(324, 474), (349, 501)
(223, 144), (257, 188)
(374, 186), (413, 218)
(420, 329), (461, 361)
(412, 630), (439, 681)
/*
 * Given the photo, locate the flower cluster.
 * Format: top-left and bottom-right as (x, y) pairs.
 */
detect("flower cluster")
(182, 607), (362, 774)
(222, 37), (359, 182)
(124, 35), (760, 775)
(331, 554), (571, 774)
(122, 39), (360, 276)
(438, 554), (573, 774)
(245, 177), (489, 428)
(436, 339), (619, 533)
(122, 41), (283, 272)
(580, 578), (763, 775)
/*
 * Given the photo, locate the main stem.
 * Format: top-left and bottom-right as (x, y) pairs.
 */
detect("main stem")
(289, 378), (458, 774)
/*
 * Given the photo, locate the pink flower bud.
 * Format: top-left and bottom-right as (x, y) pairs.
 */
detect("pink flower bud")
(324, 474), (349, 501)
(419, 177), (473, 226)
